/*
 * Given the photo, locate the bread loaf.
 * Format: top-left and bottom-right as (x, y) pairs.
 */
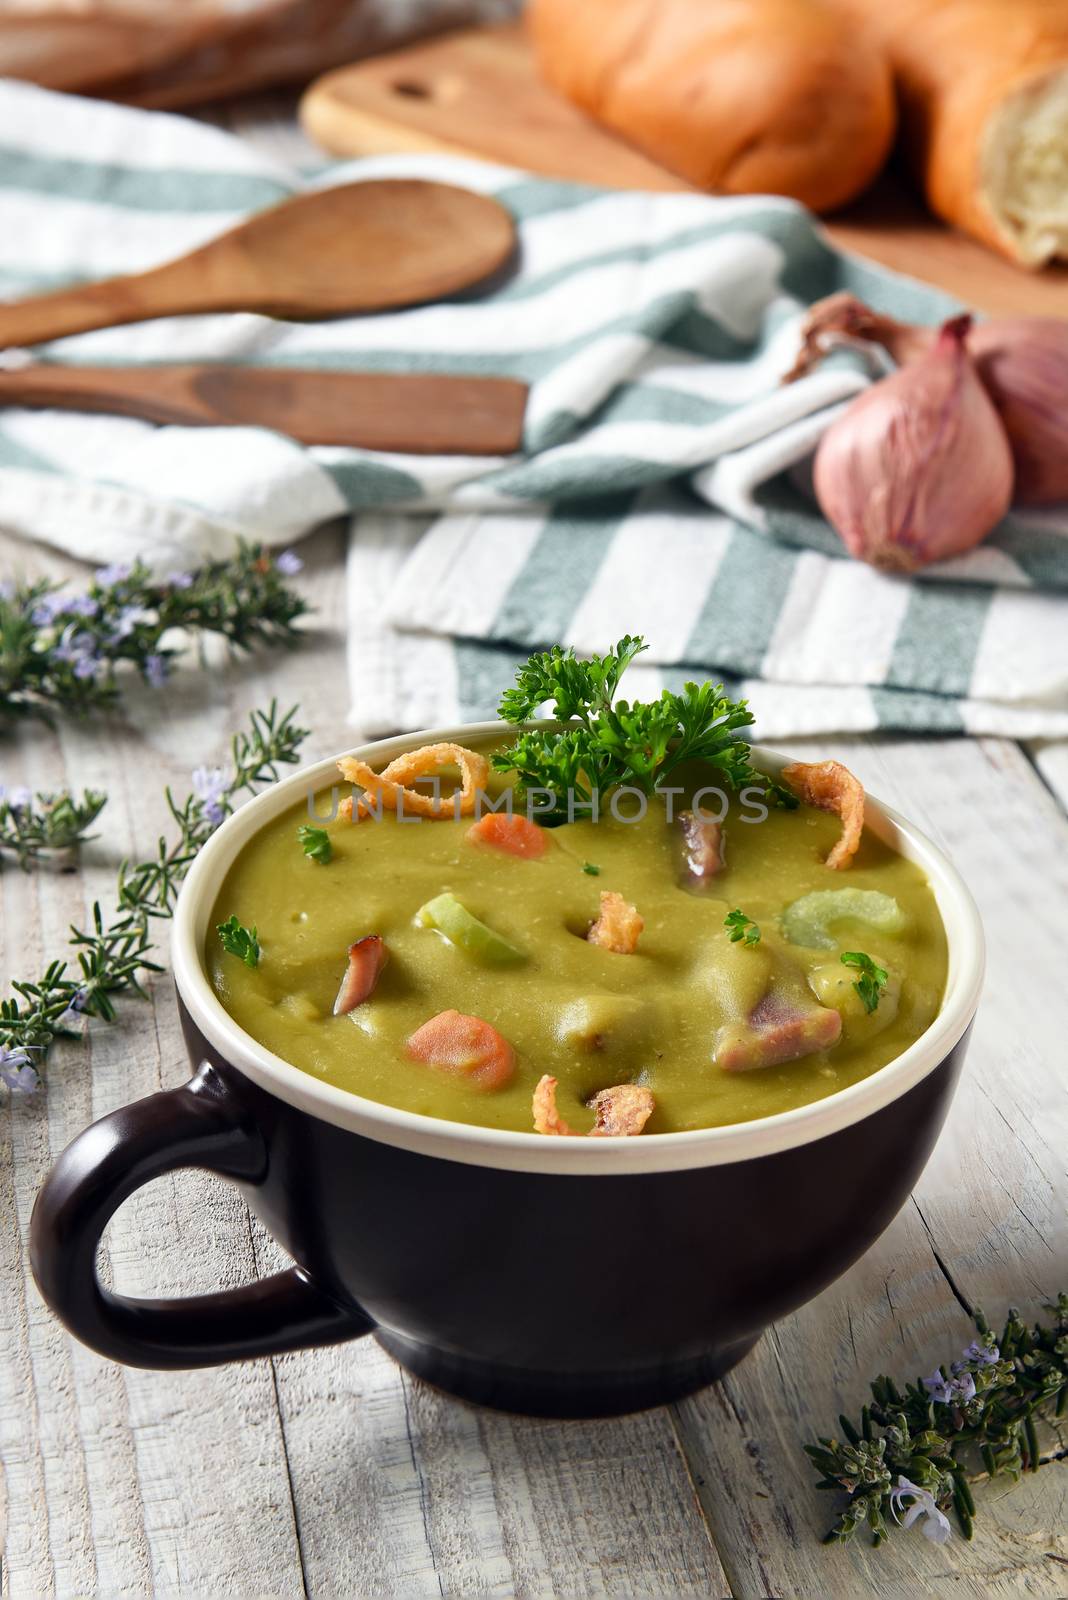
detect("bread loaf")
(827, 0), (1068, 266)
(528, 0), (896, 214)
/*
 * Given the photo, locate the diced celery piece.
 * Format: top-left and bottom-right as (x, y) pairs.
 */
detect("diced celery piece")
(415, 892), (524, 965)
(781, 888), (905, 950)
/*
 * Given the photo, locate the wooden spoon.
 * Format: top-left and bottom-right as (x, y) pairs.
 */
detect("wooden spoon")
(0, 365), (527, 455)
(0, 180), (517, 349)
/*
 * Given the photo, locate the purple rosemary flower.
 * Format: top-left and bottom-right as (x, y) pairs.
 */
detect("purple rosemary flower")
(0, 1045), (38, 1093)
(56, 988), (90, 1030)
(888, 1477), (951, 1545)
(53, 630), (102, 679)
(144, 653), (168, 688)
(109, 605), (153, 642)
(922, 1370), (953, 1404)
(31, 593), (68, 626)
(73, 652), (102, 681)
(274, 549), (303, 576)
(32, 592), (100, 625)
(924, 1368), (977, 1405)
(95, 562), (132, 587)
(0, 784), (32, 813)
(961, 1339), (1000, 1368)
(168, 571), (194, 590)
(953, 1370), (976, 1403)
(192, 764), (229, 827)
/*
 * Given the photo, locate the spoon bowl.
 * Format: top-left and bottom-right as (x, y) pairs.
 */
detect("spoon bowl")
(0, 179), (517, 348)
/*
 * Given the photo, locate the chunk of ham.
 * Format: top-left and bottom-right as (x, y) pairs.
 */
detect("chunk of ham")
(715, 990), (842, 1073)
(532, 1074), (655, 1136)
(587, 890), (643, 953)
(781, 759), (865, 870)
(677, 809), (725, 887)
(333, 935), (388, 1014)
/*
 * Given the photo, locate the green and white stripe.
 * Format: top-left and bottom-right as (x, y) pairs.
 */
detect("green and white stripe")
(1, 80), (1065, 739)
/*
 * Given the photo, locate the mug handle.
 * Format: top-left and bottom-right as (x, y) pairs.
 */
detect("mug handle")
(29, 1063), (375, 1368)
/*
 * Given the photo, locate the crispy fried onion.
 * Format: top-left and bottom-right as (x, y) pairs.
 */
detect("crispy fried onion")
(587, 890), (644, 953)
(781, 759), (865, 870)
(532, 1074), (655, 1137)
(337, 742), (490, 822)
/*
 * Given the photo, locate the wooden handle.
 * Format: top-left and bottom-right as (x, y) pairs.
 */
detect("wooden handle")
(0, 364), (527, 455)
(0, 262), (209, 349)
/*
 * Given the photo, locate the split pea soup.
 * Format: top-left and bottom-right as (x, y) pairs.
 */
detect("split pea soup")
(206, 744), (948, 1136)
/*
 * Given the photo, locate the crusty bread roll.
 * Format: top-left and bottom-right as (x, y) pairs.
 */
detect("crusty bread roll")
(528, 0), (896, 214)
(827, 0), (1068, 266)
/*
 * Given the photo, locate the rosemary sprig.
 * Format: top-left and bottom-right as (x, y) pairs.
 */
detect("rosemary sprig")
(0, 701), (307, 1090)
(0, 786), (107, 869)
(807, 1297), (1068, 1548)
(0, 545), (306, 725)
(494, 636), (795, 825)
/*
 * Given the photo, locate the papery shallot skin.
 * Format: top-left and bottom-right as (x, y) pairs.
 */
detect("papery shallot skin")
(968, 320), (1068, 506)
(813, 317), (1014, 573)
(792, 296), (1068, 511)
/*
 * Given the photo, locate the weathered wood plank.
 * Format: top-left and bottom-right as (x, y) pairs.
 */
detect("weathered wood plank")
(270, 1332), (731, 1599)
(672, 734), (1068, 1599)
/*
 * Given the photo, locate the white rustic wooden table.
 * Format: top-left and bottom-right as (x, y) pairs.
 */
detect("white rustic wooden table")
(2, 98), (1067, 1600)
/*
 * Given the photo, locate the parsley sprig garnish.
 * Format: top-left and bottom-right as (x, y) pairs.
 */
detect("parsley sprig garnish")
(841, 950), (888, 1013)
(297, 824), (333, 865)
(494, 636), (794, 824)
(724, 909), (760, 945)
(808, 1297), (1068, 1549)
(216, 915), (261, 968)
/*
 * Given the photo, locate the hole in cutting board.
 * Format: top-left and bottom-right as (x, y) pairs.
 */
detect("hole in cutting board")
(393, 79), (432, 100)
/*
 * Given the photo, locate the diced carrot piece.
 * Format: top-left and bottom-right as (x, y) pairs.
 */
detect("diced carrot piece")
(587, 890), (643, 953)
(467, 811), (548, 859)
(406, 1009), (515, 1091)
(333, 935), (388, 1015)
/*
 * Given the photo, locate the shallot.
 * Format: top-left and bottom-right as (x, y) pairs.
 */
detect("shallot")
(812, 315), (1014, 572)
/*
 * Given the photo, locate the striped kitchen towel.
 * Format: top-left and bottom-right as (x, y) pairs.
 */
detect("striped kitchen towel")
(0, 79), (1065, 741)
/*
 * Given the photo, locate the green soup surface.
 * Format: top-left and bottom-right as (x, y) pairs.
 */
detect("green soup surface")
(206, 749), (948, 1135)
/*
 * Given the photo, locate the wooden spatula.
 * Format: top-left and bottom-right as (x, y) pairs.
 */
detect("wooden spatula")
(0, 365), (527, 455)
(0, 180), (516, 349)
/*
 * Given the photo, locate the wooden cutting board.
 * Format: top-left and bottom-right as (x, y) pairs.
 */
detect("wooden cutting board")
(300, 22), (1068, 318)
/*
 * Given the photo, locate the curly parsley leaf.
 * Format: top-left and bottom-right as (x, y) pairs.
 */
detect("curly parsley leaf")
(841, 950), (888, 1013)
(297, 824), (333, 865)
(494, 636), (794, 822)
(724, 909), (761, 946)
(216, 914), (261, 968)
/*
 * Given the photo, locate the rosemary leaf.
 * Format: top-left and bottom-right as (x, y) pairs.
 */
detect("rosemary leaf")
(0, 700), (307, 1090)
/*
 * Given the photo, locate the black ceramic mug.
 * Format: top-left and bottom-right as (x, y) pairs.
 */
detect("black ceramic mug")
(30, 729), (984, 1417)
